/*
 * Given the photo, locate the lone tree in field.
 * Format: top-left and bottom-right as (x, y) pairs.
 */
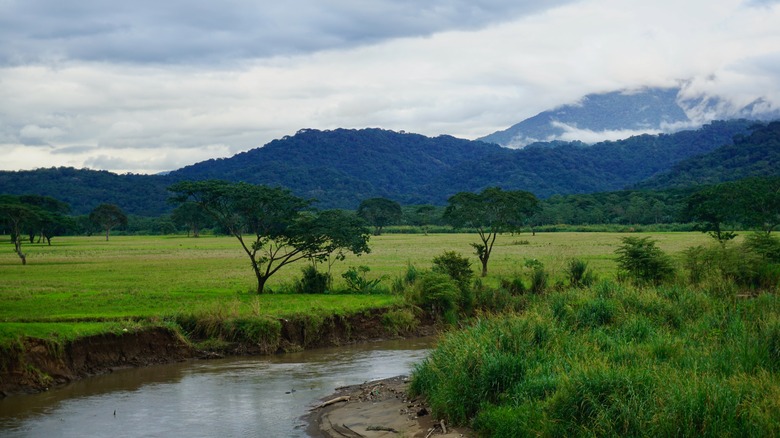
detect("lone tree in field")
(0, 196), (40, 265)
(89, 203), (128, 241)
(357, 197), (402, 235)
(444, 187), (538, 277)
(169, 180), (371, 294)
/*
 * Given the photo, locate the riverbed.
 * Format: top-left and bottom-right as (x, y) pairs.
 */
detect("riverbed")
(0, 337), (433, 437)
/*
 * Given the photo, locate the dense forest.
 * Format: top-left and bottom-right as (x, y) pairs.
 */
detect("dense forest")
(1, 120), (767, 215)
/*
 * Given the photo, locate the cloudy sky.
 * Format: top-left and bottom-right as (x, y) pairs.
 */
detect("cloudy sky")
(1, 0), (779, 174)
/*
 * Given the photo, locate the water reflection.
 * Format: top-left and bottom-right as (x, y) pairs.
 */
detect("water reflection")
(0, 337), (433, 437)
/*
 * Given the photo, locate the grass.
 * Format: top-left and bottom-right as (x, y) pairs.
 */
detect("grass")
(0, 232), (713, 344)
(410, 284), (780, 436)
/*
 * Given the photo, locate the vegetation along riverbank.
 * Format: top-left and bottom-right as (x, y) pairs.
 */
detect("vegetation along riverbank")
(2, 229), (780, 437)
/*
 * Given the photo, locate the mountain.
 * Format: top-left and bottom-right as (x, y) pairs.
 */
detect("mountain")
(636, 121), (780, 190)
(0, 120), (758, 215)
(167, 128), (504, 208)
(479, 87), (780, 148)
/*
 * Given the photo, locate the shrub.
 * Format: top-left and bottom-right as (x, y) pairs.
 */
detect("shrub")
(407, 271), (460, 319)
(341, 266), (384, 293)
(500, 276), (526, 295)
(566, 258), (596, 288)
(294, 265), (331, 294)
(391, 263), (418, 294)
(381, 308), (419, 335)
(432, 251), (474, 286)
(615, 236), (676, 285)
(743, 232), (780, 263)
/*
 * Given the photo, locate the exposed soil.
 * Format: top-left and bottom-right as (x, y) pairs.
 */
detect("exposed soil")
(0, 309), (436, 397)
(0, 327), (193, 396)
(306, 376), (473, 438)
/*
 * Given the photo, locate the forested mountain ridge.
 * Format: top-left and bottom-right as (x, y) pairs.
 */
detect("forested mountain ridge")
(0, 119), (766, 215)
(636, 121), (780, 190)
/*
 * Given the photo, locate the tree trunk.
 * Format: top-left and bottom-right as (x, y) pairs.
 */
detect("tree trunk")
(13, 238), (26, 265)
(105, 228), (110, 241)
(256, 274), (268, 294)
(480, 255), (488, 277)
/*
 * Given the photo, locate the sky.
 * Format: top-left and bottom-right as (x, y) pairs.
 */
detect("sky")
(1, 0), (779, 174)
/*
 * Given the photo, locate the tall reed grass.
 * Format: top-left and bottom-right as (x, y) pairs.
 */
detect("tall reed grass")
(410, 282), (780, 436)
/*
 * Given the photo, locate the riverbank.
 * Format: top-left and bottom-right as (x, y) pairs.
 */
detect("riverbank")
(306, 376), (472, 438)
(0, 308), (436, 397)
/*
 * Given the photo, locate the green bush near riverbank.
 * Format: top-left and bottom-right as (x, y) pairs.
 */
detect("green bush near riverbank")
(410, 282), (780, 436)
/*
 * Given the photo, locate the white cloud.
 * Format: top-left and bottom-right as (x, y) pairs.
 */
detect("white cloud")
(0, 0), (779, 173)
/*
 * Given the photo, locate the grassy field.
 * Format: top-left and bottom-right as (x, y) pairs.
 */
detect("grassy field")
(0, 231), (714, 343)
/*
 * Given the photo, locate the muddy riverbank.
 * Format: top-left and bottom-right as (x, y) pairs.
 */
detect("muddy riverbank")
(0, 308), (435, 397)
(306, 376), (472, 438)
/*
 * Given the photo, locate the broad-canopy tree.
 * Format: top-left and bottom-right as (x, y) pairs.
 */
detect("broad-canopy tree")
(357, 197), (402, 235)
(171, 201), (212, 237)
(444, 187), (538, 276)
(89, 203), (128, 241)
(0, 198), (39, 265)
(19, 194), (71, 245)
(169, 180), (371, 294)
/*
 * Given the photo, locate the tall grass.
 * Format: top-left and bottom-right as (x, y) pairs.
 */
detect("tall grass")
(411, 282), (780, 436)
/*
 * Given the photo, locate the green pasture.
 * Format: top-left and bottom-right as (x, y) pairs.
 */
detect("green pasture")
(0, 232), (714, 342)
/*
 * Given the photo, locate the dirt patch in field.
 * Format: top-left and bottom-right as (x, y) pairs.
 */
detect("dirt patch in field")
(306, 376), (473, 438)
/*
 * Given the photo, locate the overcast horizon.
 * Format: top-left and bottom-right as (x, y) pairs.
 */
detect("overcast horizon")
(2, 0), (779, 174)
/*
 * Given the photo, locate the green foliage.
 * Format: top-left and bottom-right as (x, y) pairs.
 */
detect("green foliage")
(341, 266), (384, 293)
(412, 286), (780, 436)
(445, 187), (538, 276)
(615, 236), (676, 285)
(431, 251), (474, 286)
(169, 180), (371, 293)
(89, 203), (128, 241)
(381, 308), (419, 335)
(566, 258), (596, 288)
(406, 271), (460, 319)
(295, 265), (331, 294)
(357, 197), (402, 235)
(744, 232), (780, 262)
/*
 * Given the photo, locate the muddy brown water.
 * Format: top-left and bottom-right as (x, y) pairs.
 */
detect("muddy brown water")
(0, 337), (434, 437)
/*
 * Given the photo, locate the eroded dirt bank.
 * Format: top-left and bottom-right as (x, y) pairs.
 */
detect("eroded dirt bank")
(0, 309), (433, 397)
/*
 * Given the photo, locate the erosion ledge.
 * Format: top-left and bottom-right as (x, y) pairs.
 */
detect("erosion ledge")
(0, 309), (435, 397)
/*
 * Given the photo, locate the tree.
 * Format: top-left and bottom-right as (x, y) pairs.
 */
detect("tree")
(18, 194), (71, 245)
(171, 201), (211, 237)
(0, 198), (39, 265)
(169, 180), (371, 294)
(731, 177), (780, 234)
(357, 197), (402, 235)
(684, 184), (740, 244)
(89, 204), (128, 241)
(443, 187), (538, 276)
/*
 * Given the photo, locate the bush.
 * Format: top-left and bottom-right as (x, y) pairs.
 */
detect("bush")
(341, 266), (384, 293)
(615, 236), (676, 285)
(566, 258), (596, 288)
(432, 251), (474, 286)
(743, 232), (780, 263)
(294, 265), (331, 294)
(391, 263), (418, 294)
(407, 271), (460, 319)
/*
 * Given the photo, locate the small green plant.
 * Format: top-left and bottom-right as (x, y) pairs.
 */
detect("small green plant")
(432, 251), (474, 286)
(566, 258), (596, 288)
(407, 271), (460, 319)
(341, 266), (384, 293)
(294, 265), (331, 294)
(381, 308), (419, 335)
(615, 236), (676, 285)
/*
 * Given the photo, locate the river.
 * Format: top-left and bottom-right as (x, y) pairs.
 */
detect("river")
(0, 337), (434, 437)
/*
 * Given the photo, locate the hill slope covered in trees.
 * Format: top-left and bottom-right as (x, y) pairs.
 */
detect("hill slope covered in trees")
(0, 119), (765, 215)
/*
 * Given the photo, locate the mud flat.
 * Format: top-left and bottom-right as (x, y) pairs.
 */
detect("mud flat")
(306, 376), (472, 438)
